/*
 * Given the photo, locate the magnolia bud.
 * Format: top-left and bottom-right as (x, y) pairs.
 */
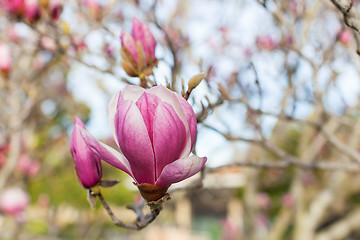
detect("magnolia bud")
(188, 73), (205, 90)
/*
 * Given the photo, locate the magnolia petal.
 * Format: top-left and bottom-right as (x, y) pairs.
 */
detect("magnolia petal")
(153, 102), (187, 178)
(121, 31), (138, 64)
(175, 94), (197, 149)
(135, 92), (161, 143)
(131, 17), (145, 44)
(108, 92), (120, 147)
(80, 128), (133, 178)
(155, 155), (207, 188)
(120, 85), (146, 103)
(143, 24), (156, 61)
(115, 100), (155, 184)
(148, 85), (192, 158)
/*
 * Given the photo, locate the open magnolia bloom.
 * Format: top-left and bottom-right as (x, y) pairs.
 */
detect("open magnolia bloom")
(81, 85), (207, 201)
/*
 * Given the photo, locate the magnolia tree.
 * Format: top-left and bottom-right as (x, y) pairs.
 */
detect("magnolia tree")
(1, 0), (360, 239)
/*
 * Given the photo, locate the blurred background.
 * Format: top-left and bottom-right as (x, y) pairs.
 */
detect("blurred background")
(1, 0), (360, 239)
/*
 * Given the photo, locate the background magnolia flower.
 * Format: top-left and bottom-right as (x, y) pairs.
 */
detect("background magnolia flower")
(70, 117), (102, 189)
(24, 0), (40, 20)
(0, 43), (12, 73)
(120, 17), (157, 77)
(0, 187), (29, 217)
(81, 85), (206, 201)
(338, 29), (352, 45)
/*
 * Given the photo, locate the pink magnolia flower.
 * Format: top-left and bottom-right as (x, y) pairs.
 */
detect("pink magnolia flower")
(0, 42), (12, 73)
(0, 187), (29, 217)
(121, 17), (156, 65)
(70, 117), (102, 188)
(80, 85), (206, 201)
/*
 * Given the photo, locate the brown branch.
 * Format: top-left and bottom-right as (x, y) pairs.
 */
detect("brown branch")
(330, 0), (360, 55)
(97, 192), (161, 230)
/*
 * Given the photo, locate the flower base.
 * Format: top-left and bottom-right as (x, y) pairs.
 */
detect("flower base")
(135, 183), (168, 202)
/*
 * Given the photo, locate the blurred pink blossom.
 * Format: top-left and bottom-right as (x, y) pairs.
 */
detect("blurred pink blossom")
(338, 29), (352, 45)
(71, 35), (87, 51)
(256, 192), (270, 209)
(84, 0), (101, 18)
(0, 42), (12, 73)
(24, 0), (40, 20)
(282, 193), (295, 208)
(40, 36), (57, 52)
(7, 25), (19, 42)
(4, 0), (24, 14)
(0, 187), (29, 217)
(17, 154), (40, 177)
(49, 0), (62, 20)
(256, 35), (277, 51)
(104, 43), (114, 58)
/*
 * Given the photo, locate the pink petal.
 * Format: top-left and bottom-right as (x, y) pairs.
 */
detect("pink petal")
(121, 31), (138, 64)
(108, 92), (120, 147)
(155, 155), (207, 188)
(0, 43), (12, 71)
(109, 86), (146, 147)
(153, 102), (187, 178)
(120, 85), (146, 102)
(143, 24), (156, 61)
(80, 127), (133, 178)
(135, 92), (161, 143)
(115, 100), (155, 184)
(147, 85), (192, 157)
(132, 17), (145, 44)
(176, 94), (197, 149)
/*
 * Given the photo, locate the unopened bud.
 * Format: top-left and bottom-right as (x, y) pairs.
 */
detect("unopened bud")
(188, 73), (204, 90)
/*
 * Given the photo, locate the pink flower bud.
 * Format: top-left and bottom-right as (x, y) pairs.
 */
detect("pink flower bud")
(24, 0), (40, 20)
(0, 187), (29, 217)
(121, 31), (138, 63)
(256, 35), (277, 51)
(0, 43), (12, 72)
(4, 0), (24, 14)
(70, 117), (102, 188)
(40, 36), (57, 52)
(49, 0), (62, 21)
(131, 17), (156, 63)
(71, 35), (87, 52)
(80, 85), (206, 201)
(338, 29), (352, 45)
(120, 17), (157, 67)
